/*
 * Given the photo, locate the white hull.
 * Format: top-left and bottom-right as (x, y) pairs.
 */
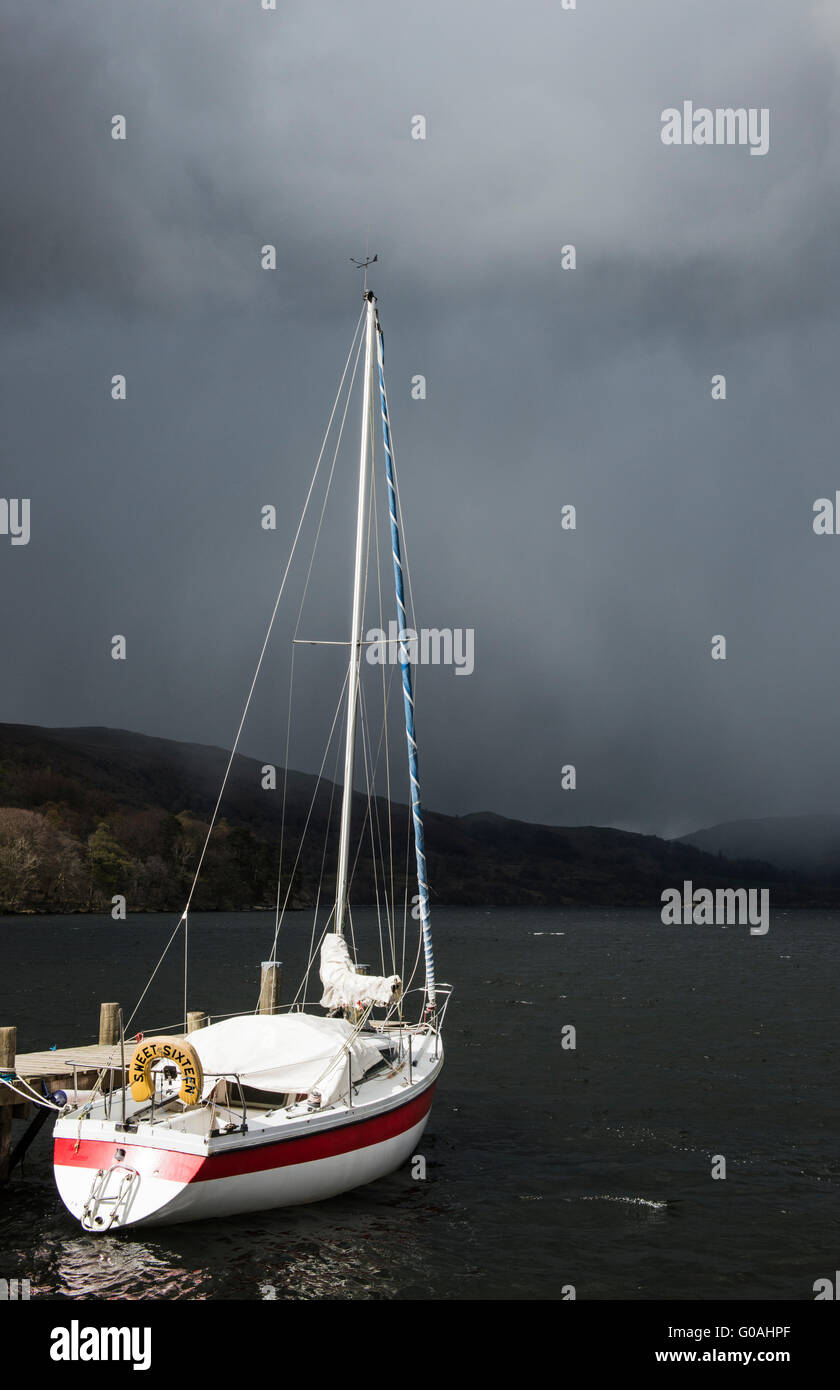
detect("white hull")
(54, 1029), (441, 1230)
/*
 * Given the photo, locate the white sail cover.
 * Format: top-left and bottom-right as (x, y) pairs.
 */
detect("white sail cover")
(190, 1013), (382, 1107)
(319, 933), (402, 1011)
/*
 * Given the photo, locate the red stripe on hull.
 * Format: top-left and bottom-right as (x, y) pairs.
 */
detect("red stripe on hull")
(54, 1084), (435, 1185)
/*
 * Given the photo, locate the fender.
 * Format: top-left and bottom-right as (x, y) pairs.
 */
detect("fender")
(128, 1036), (204, 1106)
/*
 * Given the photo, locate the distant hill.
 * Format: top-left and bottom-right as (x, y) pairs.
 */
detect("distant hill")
(679, 814), (840, 879)
(0, 723), (829, 913)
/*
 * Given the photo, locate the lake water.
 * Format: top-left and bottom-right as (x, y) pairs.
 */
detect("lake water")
(1, 907), (837, 1300)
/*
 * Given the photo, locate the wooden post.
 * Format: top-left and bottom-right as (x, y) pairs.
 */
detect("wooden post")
(0, 1026), (17, 1183)
(187, 1011), (208, 1033)
(0, 1026), (16, 1074)
(98, 1002), (120, 1046)
(258, 961), (282, 1015)
(356, 963), (370, 975)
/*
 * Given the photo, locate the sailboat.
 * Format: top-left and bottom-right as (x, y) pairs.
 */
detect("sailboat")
(52, 288), (450, 1230)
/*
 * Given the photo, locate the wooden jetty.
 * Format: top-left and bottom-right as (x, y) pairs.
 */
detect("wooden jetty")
(0, 964), (280, 1184)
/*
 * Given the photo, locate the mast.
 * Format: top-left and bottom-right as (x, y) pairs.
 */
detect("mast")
(334, 290), (376, 937)
(374, 306), (436, 1007)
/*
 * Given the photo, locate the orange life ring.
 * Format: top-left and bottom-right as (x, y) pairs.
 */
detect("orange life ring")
(128, 1037), (203, 1106)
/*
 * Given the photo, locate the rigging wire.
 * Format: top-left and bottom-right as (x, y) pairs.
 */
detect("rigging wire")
(265, 663), (351, 977)
(272, 319), (367, 953)
(374, 318), (436, 1006)
(357, 419), (388, 975)
(299, 703), (346, 1009)
(357, 684), (386, 975)
(371, 429), (398, 974)
(125, 303), (366, 1034)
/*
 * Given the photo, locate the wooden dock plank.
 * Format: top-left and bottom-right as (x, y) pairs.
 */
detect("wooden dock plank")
(14, 1044), (129, 1076)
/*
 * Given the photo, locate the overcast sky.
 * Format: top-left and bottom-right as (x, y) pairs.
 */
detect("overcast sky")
(2, 0), (840, 838)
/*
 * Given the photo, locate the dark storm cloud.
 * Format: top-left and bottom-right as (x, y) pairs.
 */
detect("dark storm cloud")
(2, 0), (840, 836)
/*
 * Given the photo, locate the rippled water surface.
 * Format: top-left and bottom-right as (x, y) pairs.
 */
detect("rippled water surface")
(1, 908), (837, 1300)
